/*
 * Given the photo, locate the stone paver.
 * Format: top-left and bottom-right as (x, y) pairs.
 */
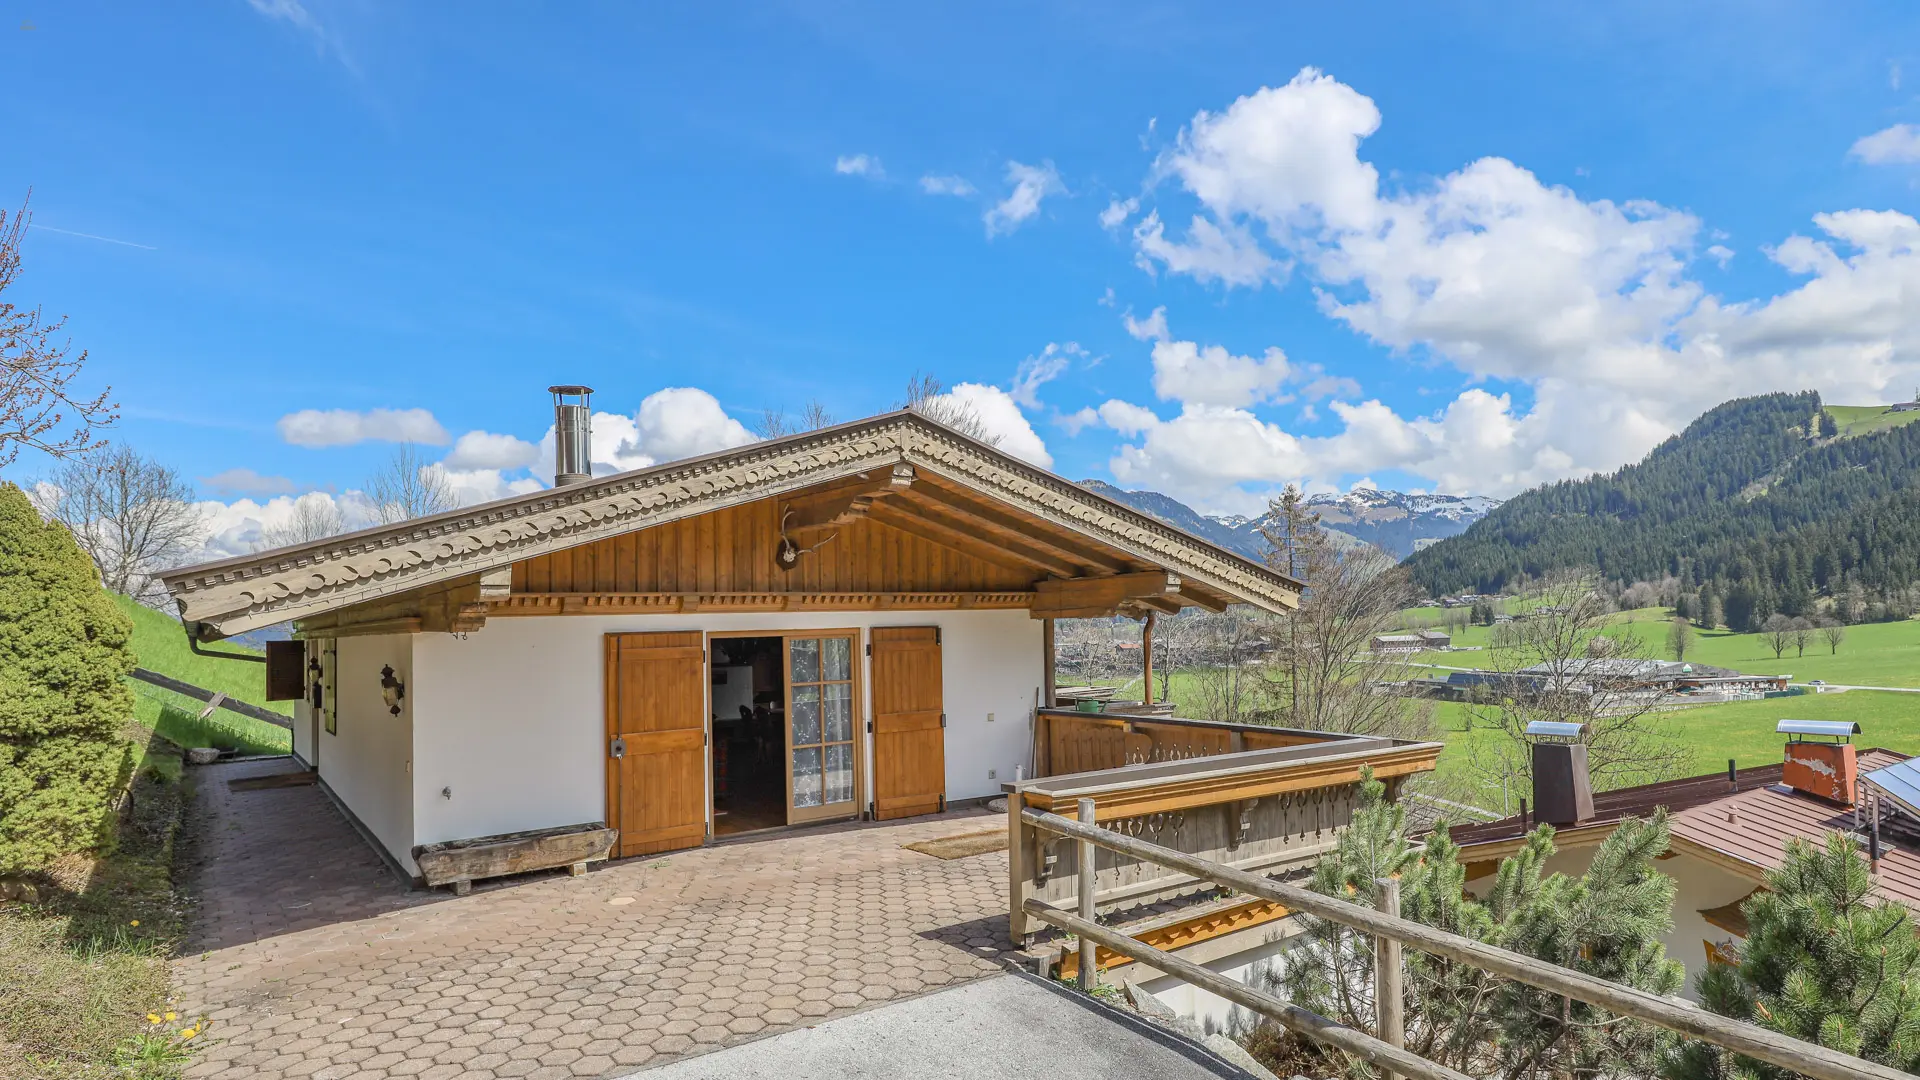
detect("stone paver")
(176, 758), (1016, 1079)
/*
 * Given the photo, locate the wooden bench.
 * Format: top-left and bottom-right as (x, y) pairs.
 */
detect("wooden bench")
(413, 822), (619, 895)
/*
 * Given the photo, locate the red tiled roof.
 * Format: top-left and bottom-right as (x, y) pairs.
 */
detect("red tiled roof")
(1449, 749), (1920, 910)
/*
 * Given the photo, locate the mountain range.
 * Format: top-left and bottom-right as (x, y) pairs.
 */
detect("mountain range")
(1404, 393), (1920, 627)
(1078, 480), (1500, 562)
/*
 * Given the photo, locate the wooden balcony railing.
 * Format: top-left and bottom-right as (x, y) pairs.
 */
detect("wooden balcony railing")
(1007, 728), (1444, 953)
(1034, 707), (1367, 777)
(1018, 806), (1902, 1080)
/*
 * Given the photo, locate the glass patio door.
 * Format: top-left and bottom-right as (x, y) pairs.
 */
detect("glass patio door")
(786, 634), (859, 824)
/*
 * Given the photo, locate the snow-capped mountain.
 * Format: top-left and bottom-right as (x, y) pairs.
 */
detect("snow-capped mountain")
(1078, 481), (1500, 561)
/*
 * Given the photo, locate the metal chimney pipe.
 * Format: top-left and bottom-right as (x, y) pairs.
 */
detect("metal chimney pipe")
(549, 385), (593, 486)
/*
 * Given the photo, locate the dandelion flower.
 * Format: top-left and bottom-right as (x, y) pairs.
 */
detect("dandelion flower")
(147, 1014), (161, 1024)
(165, 1012), (177, 1021)
(182, 1027), (198, 1039)
(129, 920), (139, 927)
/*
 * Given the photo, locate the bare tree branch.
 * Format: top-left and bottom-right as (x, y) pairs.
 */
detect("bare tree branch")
(366, 443), (454, 524)
(37, 443), (202, 601)
(0, 194), (119, 467)
(899, 372), (999, 445)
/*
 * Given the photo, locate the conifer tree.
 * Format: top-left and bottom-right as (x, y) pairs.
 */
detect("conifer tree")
(1250, 769), (1683, 1078)
(1665, 833), (1920, 1078)
(0, 481), (135, 873)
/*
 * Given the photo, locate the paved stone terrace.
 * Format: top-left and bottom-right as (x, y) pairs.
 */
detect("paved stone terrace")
(176, 758), (1017, 1079)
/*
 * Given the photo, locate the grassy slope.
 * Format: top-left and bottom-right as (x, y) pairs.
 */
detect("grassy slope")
(1826, 403), (1920, 437)
(115, 596), (291, 756)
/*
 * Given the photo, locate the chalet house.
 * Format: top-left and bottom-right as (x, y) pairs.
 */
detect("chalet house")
(1447, 721), (1917, 995)
(160, 404), (1308, 884)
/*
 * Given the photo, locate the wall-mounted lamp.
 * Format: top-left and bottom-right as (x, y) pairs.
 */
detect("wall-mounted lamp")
(380, 664), (405, 716)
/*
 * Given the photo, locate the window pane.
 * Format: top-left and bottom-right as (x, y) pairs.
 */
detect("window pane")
(824, 637), (852, 681)
(825, 743), (854, 805)
(791, 685), (821, 747)
(790, 637), (821, 684)
(823, 682), (852, 743)
(792, 747), (823, 808)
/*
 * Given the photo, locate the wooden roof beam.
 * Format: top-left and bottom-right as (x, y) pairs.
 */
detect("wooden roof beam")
(886, 495), (1109, 579)
(1032, 570), (1181, 619)
(782, 466), (915, 535)
(1179, 583), (1232, 614)
(900, 484), (1132, 576)
(865, 503), (1068, 578)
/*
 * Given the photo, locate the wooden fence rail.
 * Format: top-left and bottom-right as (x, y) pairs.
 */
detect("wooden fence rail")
(1021, 807), (1905, 1080)
(129, 668), (293, 731)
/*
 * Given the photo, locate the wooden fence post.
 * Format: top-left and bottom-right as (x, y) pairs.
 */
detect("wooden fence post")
(1375, 876), (1405, 1080)
(1078, 797), (1098, 991)
(1008, 788), (1031, 945)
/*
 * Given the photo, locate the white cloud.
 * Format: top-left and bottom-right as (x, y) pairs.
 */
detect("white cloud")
(201, 467), (296, 497)
(277, 407), (449, 448)
(1147, 339), (1291, 409)
(1123, 306), (1169, 342)
(920, 174), (975, 196)
(632, 387), (757, 463)
(444, 429), (541, 470)
(925, 383), (1053, 468)
(984, 161), (1064, 238)
(1131, 211), (1276, 286)
(1849, 124), (1920, 165)
(835, 154), (884, 179)
(1100, 197), (1138, 230)
(1104, 67), (1920, 499)
(1706, 244), (1735, 267)
(430, 464), (544, 508)
(1058, 406), (1100, 436)
(1010, 342), (1083, 408)
(187, 490), (377, 563)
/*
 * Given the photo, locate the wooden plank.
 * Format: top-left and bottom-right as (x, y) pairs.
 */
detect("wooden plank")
(607, 631), (708, 857)
(902, 483), (1131, 575)
(130, 668), (294, 729)
(413, 824), (618, 889)
(867, 503), (1058, 577)
(1054, 896), (1293, 979)
(1031, 571), (1180, 619)
(890, 494), (1099, 579)
(871, 626), (945, 819)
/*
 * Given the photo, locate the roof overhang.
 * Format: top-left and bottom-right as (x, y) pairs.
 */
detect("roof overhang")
(163, 411), (1304, 639)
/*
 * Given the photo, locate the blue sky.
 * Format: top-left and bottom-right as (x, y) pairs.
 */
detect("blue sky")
(6, 2), (1920, 555)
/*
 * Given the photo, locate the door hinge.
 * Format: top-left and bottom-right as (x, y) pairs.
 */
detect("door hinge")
(866, 720), (873, 734)
(939, 795), (947, 812)
(940, 713), (947, 729)
(934, 628), (942, 645)
(865, 643), (872, 656)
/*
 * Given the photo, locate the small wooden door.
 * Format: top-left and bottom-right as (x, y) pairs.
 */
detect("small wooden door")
(870, 626), (945, 820)
(605, 632), (708, 857)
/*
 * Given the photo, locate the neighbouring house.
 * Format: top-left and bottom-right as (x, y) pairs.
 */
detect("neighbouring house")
(1370, 633), (1423, 653)
(159, 400), (1314, 884)
(1417, 629), (1450, 649)
(1446, 721), (1917, 996)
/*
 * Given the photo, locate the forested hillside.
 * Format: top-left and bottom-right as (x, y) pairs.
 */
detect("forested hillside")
(1406, 391), (1920, 628)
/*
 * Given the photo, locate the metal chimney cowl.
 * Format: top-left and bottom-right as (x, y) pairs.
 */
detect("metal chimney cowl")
(1531, 741), (1596, 826)
(549, 385), (593, 487)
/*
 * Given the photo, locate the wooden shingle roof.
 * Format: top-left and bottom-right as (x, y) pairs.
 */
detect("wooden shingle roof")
(163, 410), (1305, 638)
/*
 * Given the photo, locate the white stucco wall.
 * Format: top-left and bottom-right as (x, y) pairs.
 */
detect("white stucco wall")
(319, 634), (415, 871)
(1464, 841), (1760, 1000)
(408, 609), (1044, 851)
(291, 693), (315, 768)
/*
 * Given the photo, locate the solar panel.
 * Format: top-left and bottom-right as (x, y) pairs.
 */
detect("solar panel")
(1775, 719), (1861, 738)
(1863, 758), (1920, 823)
(1525, 720), (1589, 739)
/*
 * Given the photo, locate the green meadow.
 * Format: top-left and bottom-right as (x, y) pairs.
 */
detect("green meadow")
(116, 595), (293, 757)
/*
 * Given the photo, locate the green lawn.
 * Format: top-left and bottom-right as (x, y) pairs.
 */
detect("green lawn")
(1826, 403), (1920, 438)
(116, 596), (292, 756)
(1422, 691), (1920, 813)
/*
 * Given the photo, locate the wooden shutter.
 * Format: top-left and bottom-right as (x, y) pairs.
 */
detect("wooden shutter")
(265, 640), (305, 701)
(605, 632), (708, 857)
(870, 626), (944, 820)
